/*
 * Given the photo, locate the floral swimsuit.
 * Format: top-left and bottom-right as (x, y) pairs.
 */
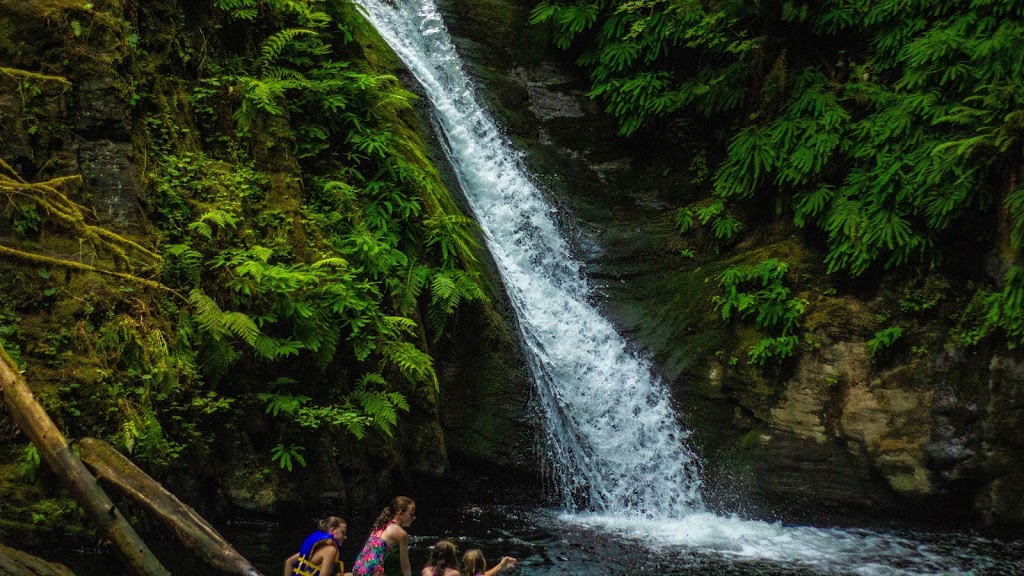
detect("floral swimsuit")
(352, 524), (394, 576)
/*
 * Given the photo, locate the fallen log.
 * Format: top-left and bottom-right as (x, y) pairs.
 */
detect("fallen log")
(0, 348), (170, 576)
(77, 438), (263, 576)
(0, 544), (74, 576)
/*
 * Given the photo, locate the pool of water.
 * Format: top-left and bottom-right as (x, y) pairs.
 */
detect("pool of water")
(54, 506), (1024, 575)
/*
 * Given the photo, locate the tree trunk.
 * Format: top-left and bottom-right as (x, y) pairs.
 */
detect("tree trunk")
(0, 348), (170, 576)
(76, 438), (263, 576)
(0, 544), (75, 576)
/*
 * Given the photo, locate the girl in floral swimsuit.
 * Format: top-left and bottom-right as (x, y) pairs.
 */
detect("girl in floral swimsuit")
(352, 497), (415, 576)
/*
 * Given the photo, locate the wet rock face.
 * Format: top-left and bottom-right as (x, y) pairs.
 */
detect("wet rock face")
(980, 356), (1024, 527)
(0, 5), (146, 234)
(74, 76), (147, 230)
(434, 0), (1024, 529)
(509, 65), (585, 122)
(77, 139), (146, 229)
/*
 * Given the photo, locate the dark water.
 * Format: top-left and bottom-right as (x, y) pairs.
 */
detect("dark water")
(52, 506), (1024, 575)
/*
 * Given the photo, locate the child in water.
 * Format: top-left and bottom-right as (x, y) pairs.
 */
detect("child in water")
(462, 549), (517, 576)
(352, 496), (416, 576)
(283, 516), (349, 576)
(421, 540), (460, 576)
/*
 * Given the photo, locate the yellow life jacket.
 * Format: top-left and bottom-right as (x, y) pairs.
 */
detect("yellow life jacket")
(292, 555), (343, 576)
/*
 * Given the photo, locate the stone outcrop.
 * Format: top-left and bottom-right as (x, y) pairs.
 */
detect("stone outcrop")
(434, 0), (1024, 530)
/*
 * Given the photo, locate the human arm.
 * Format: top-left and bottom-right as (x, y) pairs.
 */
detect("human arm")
(483, 557), (517, 576)
(398, 529), (411, 576)
(319, 546), (340, 576)
(283, 553), (299, 576)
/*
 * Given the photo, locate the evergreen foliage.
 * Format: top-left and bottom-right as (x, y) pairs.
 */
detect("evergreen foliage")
(534, 0), (1024, 349)
(713, 259), (807, 364)
(0, 0), (486, 474)
(139, 0), (490, 458)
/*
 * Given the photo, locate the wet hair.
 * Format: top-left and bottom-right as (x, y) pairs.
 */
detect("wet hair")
(371, 496), (415, 532)
(425, 540), (459, 576)
(318, 516), (346, 532)
(462, 549), (486, 576)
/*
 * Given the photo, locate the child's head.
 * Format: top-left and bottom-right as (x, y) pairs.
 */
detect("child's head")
(372, 496), (416, 531)
(427, 539), (459, 571)
(462, 548), (486, 576)
(318, 516), (347, 544)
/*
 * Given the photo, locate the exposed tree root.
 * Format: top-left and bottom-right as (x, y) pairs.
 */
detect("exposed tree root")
(0, 244), (187, 303)
(0, 158), (162, 271)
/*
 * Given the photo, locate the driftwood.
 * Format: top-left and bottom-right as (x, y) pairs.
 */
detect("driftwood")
(77, 438), (263, 576)
(0, 544), (74, 576)
(0, 348), (170, 576)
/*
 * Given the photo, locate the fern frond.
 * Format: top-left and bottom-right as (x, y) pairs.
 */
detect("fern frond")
(189, 289), (229, 337)
(357, 372), (388, 389)
(311, 257), (348, 269)
(200, 209), (239, 229)
(188, 221), (213, 239)
(381, 341), (437, 388)
(380, 315), (418, 337)
(1006, 184), (1024, 250)
(261, 28), (318, 64)
(430, 272), (459, 313)
(223, 311), (261, 346)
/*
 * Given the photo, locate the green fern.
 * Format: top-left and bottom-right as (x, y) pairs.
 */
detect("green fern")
(867, 325), (903, 359)
(713, 259), (808, 364)
(214, 0), (259, 20)
(380, 341), (437, 389)
(352, 388), (410, 437)
(187, 288), (298, 361)
(147, 0), (501, 453)
(270, 443), (306, 472)
(531, 0), (1024, 296)
(258, 392), (311, 416)
(187, 209), (239, 239)
(424, 213), (479, 266)
(430, 272), (458, 314)
(714, 127), (778, 199)
(261, 28), (318, 63)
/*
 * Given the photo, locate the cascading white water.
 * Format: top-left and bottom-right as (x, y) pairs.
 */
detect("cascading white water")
(352, 0), (703, 517)
(350, 2), (1019, 573)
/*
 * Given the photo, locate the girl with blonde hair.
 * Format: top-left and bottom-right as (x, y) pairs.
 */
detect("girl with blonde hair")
(462, 549), (516, 576)
(283, 516), (349, 576)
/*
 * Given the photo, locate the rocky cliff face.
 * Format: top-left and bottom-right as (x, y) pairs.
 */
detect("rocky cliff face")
(435, 0), (1024, 531)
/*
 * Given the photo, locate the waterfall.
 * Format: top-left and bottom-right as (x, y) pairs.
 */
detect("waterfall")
(352, 0), (703, 516)
(342, 5), (1024, 574)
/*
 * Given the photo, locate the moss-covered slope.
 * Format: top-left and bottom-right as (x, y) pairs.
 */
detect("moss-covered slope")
(0, 0), (539, 550)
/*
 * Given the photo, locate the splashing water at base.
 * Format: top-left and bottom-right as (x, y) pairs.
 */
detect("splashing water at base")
(352, 0), (1023, 574)
(560, 512), (1022, 575)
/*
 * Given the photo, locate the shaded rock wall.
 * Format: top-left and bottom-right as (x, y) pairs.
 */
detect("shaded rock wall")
(435, 0), (1024, 531)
